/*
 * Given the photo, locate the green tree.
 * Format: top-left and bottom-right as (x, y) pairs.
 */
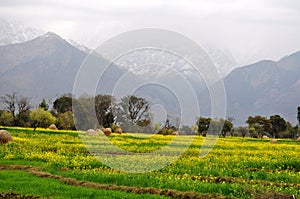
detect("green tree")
(30, 108), (56, 131)
(196, 117), (211, 136)
(246, 115), (271, 138)
(236, 126), (248, 138)
(53, 95), (72, 114)
(95, 95), (115, 128)
(158, 116), (177, 135)
(73, 96), (98, 130)
(0, 111), (14, 126)
(221, 119), (233, 137)
(297, 106), (300, 126)
(116, 95), (150, 132)
(57, 111), (75, 130)
(39, 99), (49, 111)
(270, 114), (287, 138)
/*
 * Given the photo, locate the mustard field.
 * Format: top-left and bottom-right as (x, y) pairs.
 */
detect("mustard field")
(0, 127), (299, 198)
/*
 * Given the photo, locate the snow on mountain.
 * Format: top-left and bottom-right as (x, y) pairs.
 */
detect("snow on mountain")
(202, 44), (237, 77)
(66, 38), (91, 54)
(114, 45), (237, 80)
(0, 18), (44, 46)
(114, 48), (198, 80)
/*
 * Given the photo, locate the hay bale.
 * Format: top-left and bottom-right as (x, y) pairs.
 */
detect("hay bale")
(297, 137), (300, 142)
(171, 131), (179, 136)
(262, 135), (269, 139)
(86, 129), (98, 136)
(48, 124), (58, 130)
(115, 127), (122, 134)
(103, 128), (112, 136)
(270, 139), (278, 144)
(0, 130), (13, 144)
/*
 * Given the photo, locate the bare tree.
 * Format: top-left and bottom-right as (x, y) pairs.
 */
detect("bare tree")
(17, 96), (31, 115)
(0, 92), (17, 118)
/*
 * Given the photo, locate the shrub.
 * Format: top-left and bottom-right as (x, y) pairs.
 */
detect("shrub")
(0, 130), (13, 144)
(57, 111), (75, 130)
(30, 108), (56, 130)
(0, 111), (14, 126)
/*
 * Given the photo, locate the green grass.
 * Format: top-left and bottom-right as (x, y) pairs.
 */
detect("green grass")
(0, 170), (167, 199)
(0, 126), (299, 198)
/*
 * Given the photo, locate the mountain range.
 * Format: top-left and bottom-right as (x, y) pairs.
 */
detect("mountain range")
(0, 24), (299, 126)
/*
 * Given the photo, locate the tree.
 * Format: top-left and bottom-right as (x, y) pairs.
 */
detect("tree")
(57, 111), (75, 130)
(246, 115), (271, 138)
(158, 115), (177, 135)
(0, 111), (14, 126)
(0, 93), (17, 118)
(39, 99), (49, 111)
(221, 119), (233, 137)
(297, 106), (300, 126)
(30, 108), (56, 131)
(73, 96), (98, 130)
(116, 95), (150, 132)
(270, 115), (287, 138)
(53, 95), (72, 114)
(0, 93), (31, 127)
(15, 96), (31, 127)
(95, 95), (115, 128)
(196, 117), (211, 136)
(236, 126), (248, 138)
(180, 125), (193, 135)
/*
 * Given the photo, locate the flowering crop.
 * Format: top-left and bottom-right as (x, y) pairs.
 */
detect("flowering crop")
(0, 127), (299, 198)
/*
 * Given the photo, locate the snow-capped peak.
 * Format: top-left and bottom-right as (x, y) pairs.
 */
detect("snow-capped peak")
(66, 38), (91, 53)
(0, 18), (43, 46)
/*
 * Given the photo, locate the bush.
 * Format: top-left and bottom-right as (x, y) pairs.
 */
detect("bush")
(30, 108), (56, 130)
(0, 130), (13, 144)
(57, 111), (75, 130)
(0, 111), (14, 126)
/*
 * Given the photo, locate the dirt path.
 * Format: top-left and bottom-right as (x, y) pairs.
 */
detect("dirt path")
(0, 164), (296, 199)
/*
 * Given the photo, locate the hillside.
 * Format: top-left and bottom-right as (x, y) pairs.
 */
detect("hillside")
(223, 51), (300, 125)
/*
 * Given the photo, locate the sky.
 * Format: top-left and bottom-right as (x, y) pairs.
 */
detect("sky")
(1, 0), (300, 66)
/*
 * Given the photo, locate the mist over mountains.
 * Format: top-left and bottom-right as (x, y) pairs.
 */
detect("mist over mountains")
(0, 19), (299, 126)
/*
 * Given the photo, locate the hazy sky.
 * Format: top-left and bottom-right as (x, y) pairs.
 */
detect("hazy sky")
(1, 0), (300, 66)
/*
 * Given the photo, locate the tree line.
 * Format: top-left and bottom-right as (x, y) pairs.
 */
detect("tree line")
(0, 92), (299, 138)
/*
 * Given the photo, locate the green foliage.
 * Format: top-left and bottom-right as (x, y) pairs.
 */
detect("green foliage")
(116, 95), (151, 132)
(297, 106), (300, 126)
(0, 111), (14, 126)
(57, 111), (75, 130)
(1, 127), (299, 198)
(95, 95), (115, 128)
(53, 95), (72, 114)
(180, 125), (192, 135)
(196, 117), (211, 136)
(235, 126), (248, 138)
(73, 96), (99, 130)
(270, 115), (287, 138)
(0, 170), (164, 199)
(29, 108), (56, 129)
(39, 99), (49, 111)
